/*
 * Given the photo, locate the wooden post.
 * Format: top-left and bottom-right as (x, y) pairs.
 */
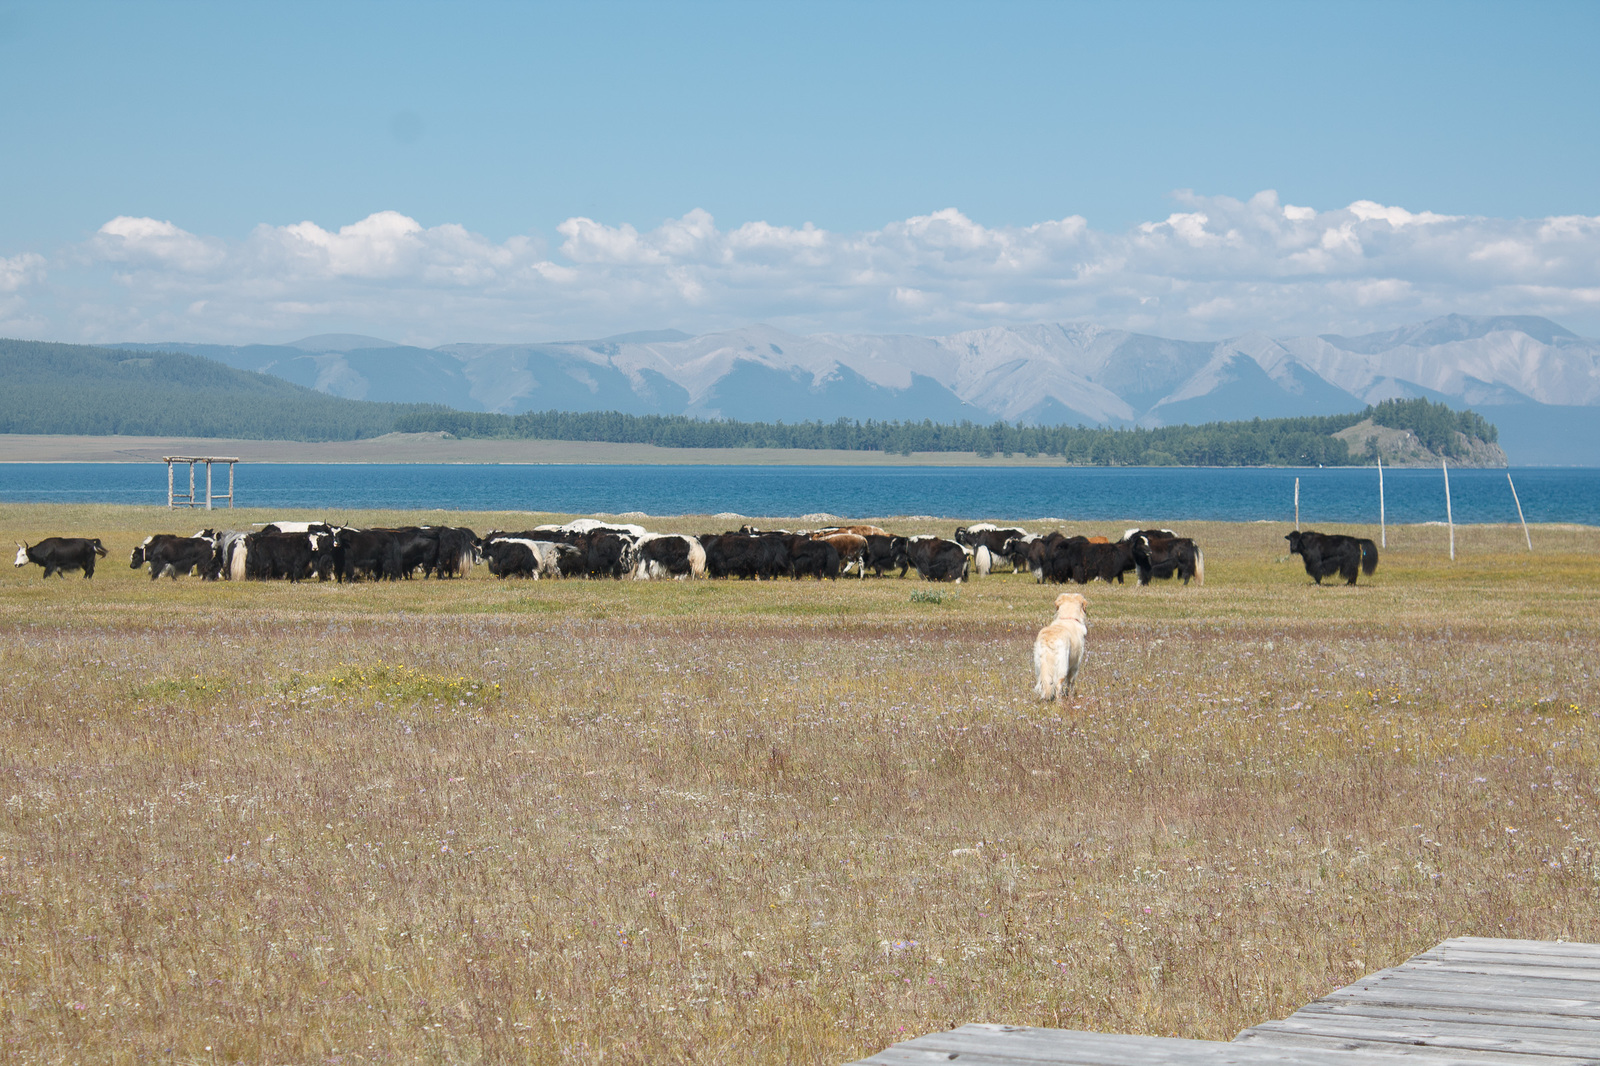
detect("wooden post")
(1294, 477), (1300, 530)
(1442, 457), (1455, 561)
(167, 459), (175, 509)
(228, 461), (235, 509)
(188, 461), (196, 510)
(1377, 456), (1386, 549)
(1508, 472), (1532, 551)
(205, 462), (214, 511)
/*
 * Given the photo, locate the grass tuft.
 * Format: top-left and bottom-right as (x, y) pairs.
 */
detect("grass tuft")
(316, 661), (500, 704)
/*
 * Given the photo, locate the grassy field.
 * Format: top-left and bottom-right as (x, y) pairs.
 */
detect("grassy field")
(2, 504), (1598, 1065)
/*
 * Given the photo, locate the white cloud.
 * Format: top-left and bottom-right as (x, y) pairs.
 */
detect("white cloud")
(93, 216), (227, 272)
(0, 252), (45, 293)
(12, 192), (1600, 344)
(1347, 200), (1457, 227)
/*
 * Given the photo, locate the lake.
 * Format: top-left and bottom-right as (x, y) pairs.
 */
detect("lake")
(1, 463), (1595, 525)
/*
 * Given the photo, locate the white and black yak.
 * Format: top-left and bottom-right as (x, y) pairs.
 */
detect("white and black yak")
(15, 537), (107, 578)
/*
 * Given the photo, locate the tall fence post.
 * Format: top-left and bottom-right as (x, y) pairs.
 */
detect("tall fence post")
(1294, 477), (1300, 531)
(1507, 471), (1532, 551)
(1442, 457), (1455, 561)
(1377, 456), (1386, 548)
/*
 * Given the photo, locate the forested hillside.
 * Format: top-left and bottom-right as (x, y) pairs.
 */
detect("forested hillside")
(0, 339), (436, 441)
(394, 398), (1497, 466)
(0, 338), (1499, 463)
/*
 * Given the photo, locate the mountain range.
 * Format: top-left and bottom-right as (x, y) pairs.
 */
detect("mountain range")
(120, 315), (1600, 464)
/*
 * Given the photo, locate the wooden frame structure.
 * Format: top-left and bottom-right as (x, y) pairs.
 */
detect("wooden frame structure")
(165, 456), (238, 510)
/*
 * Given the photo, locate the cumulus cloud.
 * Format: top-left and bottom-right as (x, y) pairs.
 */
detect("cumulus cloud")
(16, 191), (1600, 343)
(1, 251), (46, 293)
(93, 216), (228, 272)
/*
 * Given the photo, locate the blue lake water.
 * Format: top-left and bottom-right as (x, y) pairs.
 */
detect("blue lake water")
(2, 463), (1596, 525)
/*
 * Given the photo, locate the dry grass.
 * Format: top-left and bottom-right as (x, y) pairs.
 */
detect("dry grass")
(2, 504), (1598, 1065)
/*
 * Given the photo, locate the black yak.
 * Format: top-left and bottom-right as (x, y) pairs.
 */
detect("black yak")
(1285, 530), (1378, 586)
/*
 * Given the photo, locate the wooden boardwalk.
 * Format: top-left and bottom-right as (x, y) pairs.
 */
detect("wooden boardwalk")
(846, 937), (1600, 1066)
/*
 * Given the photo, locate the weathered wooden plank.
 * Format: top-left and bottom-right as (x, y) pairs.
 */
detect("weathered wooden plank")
(1231, 1029), (1600, 1065)
(1441, 939), (1600, 960)
(1245, 1014), (1600, 1056)
(1292, 999), (1600, 1033)
(1315, 974), (1600, 1009)
(1416, 951), (1600, 974)
(1432, 943), (1600, 961)
(1329, 969), (1600, 1002)
(1315, 989), (1600, 1023)
(876, 1026), (1269, 1064)
(1404, 958), (1600, 983)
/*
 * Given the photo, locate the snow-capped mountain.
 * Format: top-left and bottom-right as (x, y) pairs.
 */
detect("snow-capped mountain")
(1281, 316), (1600, 408)
(120, 314), (1600, 464)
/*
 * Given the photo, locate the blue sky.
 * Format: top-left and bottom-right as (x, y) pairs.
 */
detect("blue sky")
(3, 0), (1599, 343)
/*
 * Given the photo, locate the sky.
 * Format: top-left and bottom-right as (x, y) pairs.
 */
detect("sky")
(2, 0), (1599, 345)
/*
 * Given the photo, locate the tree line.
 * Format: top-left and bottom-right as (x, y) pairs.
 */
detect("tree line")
(394, 398), (1497, 466)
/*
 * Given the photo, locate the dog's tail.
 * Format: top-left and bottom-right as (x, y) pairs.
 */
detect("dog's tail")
(1032, 646), (1052, 700)
(1358, 538), (1379, 576)
(1193, 546), (1205, 587)
(1066, 623), (1088, 697)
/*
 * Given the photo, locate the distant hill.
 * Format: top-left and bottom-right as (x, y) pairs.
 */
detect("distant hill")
(116, 314), (1600, 463)
(0, 338), (436, 440)
(0, 337), (1503, 465)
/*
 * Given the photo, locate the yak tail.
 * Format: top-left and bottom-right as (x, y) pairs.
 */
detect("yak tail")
(451, 529), (477, 577)
(1359, 539), (1379, 575)
(1193, 546), (1205, 586)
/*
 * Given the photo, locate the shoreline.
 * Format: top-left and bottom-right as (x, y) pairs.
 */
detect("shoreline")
(0, 433), (1525, 468)
(0, 500), (1588, 532)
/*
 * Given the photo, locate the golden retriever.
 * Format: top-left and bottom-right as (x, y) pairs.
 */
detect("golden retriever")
(1033, 592), (1088, 700)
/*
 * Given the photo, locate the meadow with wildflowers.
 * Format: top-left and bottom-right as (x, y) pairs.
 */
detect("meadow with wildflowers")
(1, 504), (1596, 1065)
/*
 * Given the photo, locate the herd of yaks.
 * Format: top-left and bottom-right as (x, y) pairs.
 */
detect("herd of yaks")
(13, 523), (1387, 587)
(11, 521), (1215, 587)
